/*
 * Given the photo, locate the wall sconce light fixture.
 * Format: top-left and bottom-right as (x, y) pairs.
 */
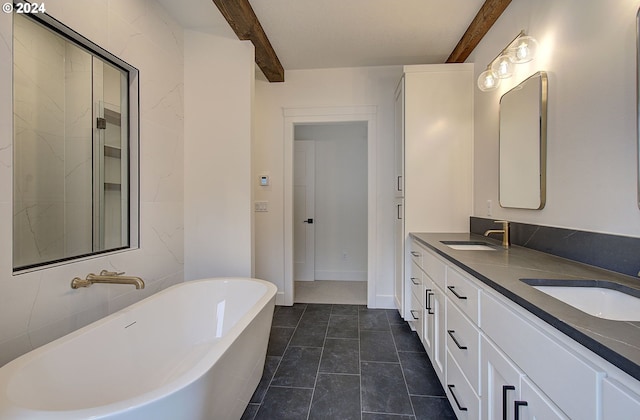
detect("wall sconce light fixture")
(477, 30), (539, 92)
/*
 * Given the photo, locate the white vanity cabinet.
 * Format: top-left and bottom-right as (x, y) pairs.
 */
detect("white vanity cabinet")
(481, 335), (567, 420)
(410, 236), (640, 420)
(414, 242), (446, 382)
(482, 291), (603, 420)
(393, 64), (473, 320)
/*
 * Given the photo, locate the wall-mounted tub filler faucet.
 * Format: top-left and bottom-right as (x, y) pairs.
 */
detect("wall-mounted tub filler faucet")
(71, 270), (145, 289)
(484, 220), (510, 249)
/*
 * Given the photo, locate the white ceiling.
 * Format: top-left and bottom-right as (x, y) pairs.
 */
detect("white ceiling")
(158, 0), (486, 71)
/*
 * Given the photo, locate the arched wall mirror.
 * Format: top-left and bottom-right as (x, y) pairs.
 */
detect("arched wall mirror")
(499, 71), (548, 209)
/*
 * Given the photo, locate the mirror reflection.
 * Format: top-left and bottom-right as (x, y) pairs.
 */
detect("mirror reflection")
(13, 13), (136, 270)
(499, 71), (548, 210)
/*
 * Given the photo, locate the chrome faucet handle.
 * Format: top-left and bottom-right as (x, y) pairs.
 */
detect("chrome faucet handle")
(99, 270), (125, 276)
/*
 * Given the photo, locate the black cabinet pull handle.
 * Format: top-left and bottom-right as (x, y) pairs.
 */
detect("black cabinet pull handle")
(514, 400), (528, 420)
(447, 385), (468, 412)
(411, 251), (420, 257)
(447, 285), (467, 300)
(425, 289), (432, 311)
(410, 310), (419, 320)
(502, 385), (515, 420)
(447, 330), (467, 350)
(410, 277), (420, 285)
(397, 175), (402, 191)
(427, 292), (434, 314)
(397, 203), (402, 220)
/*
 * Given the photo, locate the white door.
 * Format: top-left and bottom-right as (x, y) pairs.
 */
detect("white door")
(294, 141), (315, 281)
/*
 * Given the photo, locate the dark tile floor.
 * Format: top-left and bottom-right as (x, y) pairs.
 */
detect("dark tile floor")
(242, 304), (456, 420)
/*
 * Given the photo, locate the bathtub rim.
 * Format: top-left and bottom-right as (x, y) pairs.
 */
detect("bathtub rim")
(0, 277), (277, 419)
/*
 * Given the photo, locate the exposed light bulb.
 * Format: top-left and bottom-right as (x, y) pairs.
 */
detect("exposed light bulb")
(508, 35), (538, 64)
(491, 55), (514, 79)
(477, 69), (500, 91)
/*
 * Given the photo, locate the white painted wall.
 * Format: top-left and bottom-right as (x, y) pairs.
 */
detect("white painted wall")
(254, 66), (402, 306)
(294, 123), (368, 281)
(0, 0), (184, 366)
(470, 0), (640, 237)
(183, 30), (254, 280)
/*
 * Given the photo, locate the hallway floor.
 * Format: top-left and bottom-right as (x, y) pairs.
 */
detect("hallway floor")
(242, 304), (455, 420)
(294, 280), (367, 305)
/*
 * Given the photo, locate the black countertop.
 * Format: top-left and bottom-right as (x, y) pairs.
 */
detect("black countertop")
(410, 232), (640, 381)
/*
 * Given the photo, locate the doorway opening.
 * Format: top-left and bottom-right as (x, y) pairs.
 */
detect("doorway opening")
(293, 122), (368, 304)
(283, 106), (377, 307)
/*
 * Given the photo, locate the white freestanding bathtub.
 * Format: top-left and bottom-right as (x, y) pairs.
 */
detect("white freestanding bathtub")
(0, 278), (277, 419)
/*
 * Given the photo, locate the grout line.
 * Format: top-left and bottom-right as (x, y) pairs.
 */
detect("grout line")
(360, 360), (402, 365)
(306, 304), (330, 420)
(269, 385), (316, 390)
(362, 410), (416, 417)
(389, 314), (417, 419)
(255, 305), (307, 416)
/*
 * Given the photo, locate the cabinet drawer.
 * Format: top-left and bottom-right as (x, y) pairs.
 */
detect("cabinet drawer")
(446, 350), (480, 420)
(409, 260), (423, 304)
(409, 292), (423, 339)
(446, 266), (481, 324)
(409, 242), (423, 267)
(447, 299), (480, 394)
(423, 251), (446, 290)
(481, 292), (603, 420)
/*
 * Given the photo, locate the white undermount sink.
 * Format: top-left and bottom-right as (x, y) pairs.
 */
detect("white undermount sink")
(523, 281), (640, 321)
(440, 241), (496, 251)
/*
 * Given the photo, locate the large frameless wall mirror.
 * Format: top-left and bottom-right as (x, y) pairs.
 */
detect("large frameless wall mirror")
(499, 71), (548, 209)
(13, 12), (139, 271)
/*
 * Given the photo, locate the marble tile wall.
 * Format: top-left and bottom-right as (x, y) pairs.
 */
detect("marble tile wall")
(0, 0), (184, 366)
(471, 217), (640, 278)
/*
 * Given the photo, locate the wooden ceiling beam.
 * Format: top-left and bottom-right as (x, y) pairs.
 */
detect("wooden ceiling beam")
(446, 0), (512, 63)
(212, 0), (285, 82)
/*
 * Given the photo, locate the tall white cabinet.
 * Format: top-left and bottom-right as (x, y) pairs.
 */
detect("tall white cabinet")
(394, 64), (474, 319)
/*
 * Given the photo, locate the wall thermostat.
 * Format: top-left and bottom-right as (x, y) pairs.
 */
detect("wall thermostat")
(259, 175), (270, 186)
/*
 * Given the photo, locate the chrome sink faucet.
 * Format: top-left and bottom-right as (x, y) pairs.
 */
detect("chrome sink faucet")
(484, 220), (510, 249)
(71, 270), (145, 289)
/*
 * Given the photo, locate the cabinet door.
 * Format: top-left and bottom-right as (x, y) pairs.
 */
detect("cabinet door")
(423, 280), (434, 356)
(431, 282), (446, 383)
(481, 336), (524, 420)
(394, 78), (404, 198)
(517, 376), (568, 420)
(393, 198), (404, 314)
(602, 377), (640, 420)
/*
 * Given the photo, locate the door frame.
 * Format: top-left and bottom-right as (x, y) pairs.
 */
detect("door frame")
(283, 106), (377, 307)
